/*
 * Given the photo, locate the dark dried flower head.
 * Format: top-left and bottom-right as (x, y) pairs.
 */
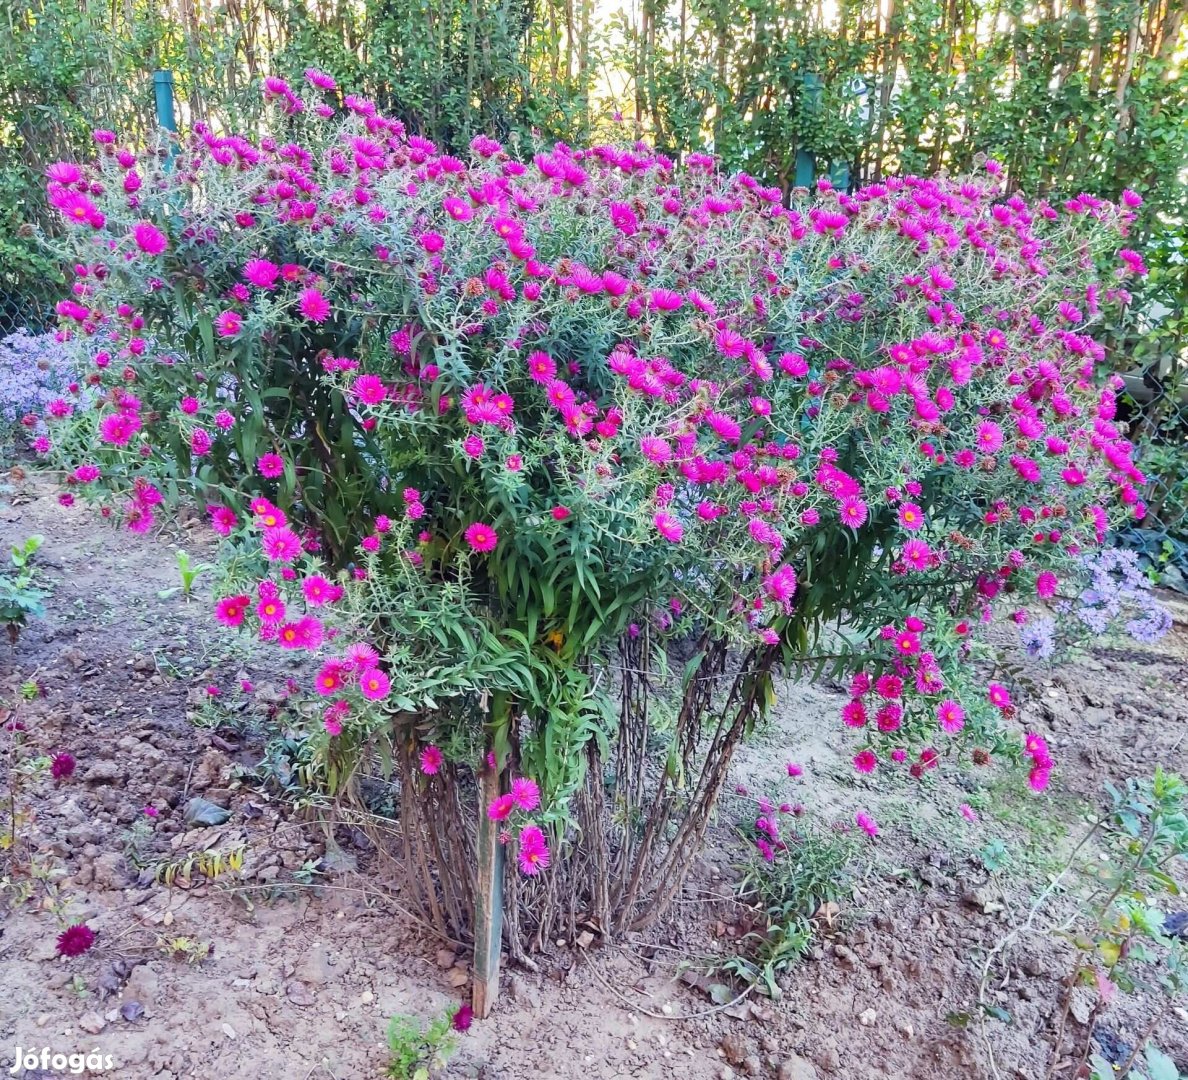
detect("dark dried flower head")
(56, 923), (96, 957)
(452, 1003), (474, 1032)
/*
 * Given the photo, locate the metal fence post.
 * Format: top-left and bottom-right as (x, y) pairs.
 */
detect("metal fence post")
(153, 70), (177, 132)
(794, 72), (822, 188)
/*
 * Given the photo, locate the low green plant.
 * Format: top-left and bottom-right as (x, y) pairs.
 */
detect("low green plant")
(384, 1009), (458, 1080)
(0, 535), (47, 643)
(1050, 770), (1188, 1079)
(724, 806), (864, 996)
(158, 549), (214, 600)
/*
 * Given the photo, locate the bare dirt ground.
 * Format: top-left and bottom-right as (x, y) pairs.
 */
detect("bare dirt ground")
(2, 469), (1186, 1080)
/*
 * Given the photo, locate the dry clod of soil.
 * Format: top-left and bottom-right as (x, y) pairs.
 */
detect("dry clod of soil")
(777, 1057), (819, 1080)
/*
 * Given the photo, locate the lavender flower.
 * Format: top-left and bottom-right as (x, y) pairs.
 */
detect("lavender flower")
(1077, 549), (1171, 645)
(1019, 616), (1056, 660)
(0, 330), (78, 438)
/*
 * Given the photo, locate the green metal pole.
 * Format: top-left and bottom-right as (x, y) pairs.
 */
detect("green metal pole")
(795, 73), (823, 188)
(153, 70), (177, 133)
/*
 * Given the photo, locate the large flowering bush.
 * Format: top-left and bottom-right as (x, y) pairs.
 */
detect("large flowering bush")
(36, 72), (1153, 973)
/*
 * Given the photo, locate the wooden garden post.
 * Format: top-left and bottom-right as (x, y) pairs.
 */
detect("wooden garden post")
(472, 695), (508, 1018)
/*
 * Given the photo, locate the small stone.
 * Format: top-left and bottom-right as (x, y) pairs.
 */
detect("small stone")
(91, 851), (127, 891)
(221, 1023), (237, 1039)
(742, 1055), (762, 1076)
(718, 1069), (735, 1080)
(120, 1001), (145, 1022)
(435, 948), (457, 969)
(123, 965), (159, 1011)
(78, 1011), (106, 1034)
(285, 981), (316, 1007)
(446, 966), (469, 989)
(720, 1033), (748, 1067)
(182, 797), (231, 827)
(295, 944), (333, 986)
(815, 1046), (841, 1073)
(859, 1008), (877, 1027)
(576, 930), (595, 949)
(778, 1057), (819, 1080)
(360, 991), (374, 1005)
(83, 761), (120, 783)
(894, 1018), (913, 1039)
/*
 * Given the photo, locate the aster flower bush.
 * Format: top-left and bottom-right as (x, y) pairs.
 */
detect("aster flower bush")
(35, 73), (1156, 973)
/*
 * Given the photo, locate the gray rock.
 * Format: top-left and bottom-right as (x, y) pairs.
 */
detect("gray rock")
(91, 851), (126, 890)
(814, 1045), (841, 1073)
(83, 761), (120, 783)
(285, 980), (316, 1007)
(122, 963), (160, 1010)
(77, 1010), (106, 1034)
(295, 944), (333, 986)
(778, 1058), (819, 1080)
(182, 797), (230, 827)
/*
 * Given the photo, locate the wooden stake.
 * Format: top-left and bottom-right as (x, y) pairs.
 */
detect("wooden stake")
(472, 762), (505, 1018)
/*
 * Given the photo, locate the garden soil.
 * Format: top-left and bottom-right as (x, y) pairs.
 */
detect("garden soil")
(2, 470), (1186, 1080)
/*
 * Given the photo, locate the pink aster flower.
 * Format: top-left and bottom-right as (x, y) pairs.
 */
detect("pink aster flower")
(487, 794), (516, 821)
(359, 668), (391, 700)
(243, 258), (280, 289)
(215, 594), (249, 628)
(936, 698), (965, 733)
(302, 574), (340, 606)
(654, 512), (683, 542)
(215, 310), (243, 337)
(352, 373), (387, 404)
(420, 745), (444, 775)
(50, 752), (76, 780)
(959, 803), (979, 823)
(315, 661), (346, 696)
(189, 427), (212, 456)
(517, 825), (550, 876)
(298, 287), (331, 323)
(975, 421), (1004, 454)
(1036, 571), (1058, 599)
(897, 502), (925, 531)
(855, 812), (879, 839)
(786, 762), (803, 778)
(842, 699), (868, 728)
(1028, 765), (1051, 792)
(257, 453), (285, 478)
(344, 642), (380, 670)
(464, 522), (498, 553)
(452, 1004), (474, 1033)
(132, 222), (168, 255)
(839, 497), (868, 529)
(853, 749), (878, 774)
(511, 777), (540, 811)
(262, 525), (303, 562)
(902, 539), (932, 571)
(988, 683), (1012, 710)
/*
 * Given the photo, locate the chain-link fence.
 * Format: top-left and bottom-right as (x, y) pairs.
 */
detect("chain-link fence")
(1115, 352), (1188, 592)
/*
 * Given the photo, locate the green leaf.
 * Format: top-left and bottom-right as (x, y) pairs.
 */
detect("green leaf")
(1143, 1043), (1180, 1080)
